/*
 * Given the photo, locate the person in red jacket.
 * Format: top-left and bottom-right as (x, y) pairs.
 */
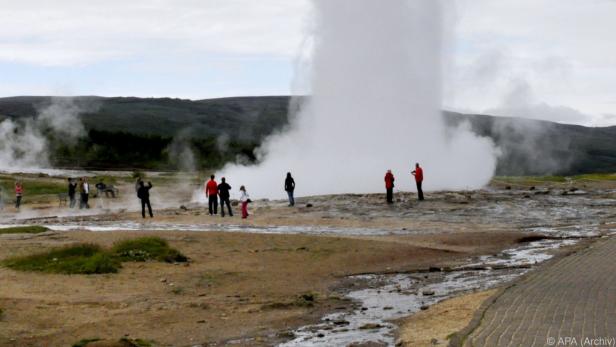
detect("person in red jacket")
(411, 163), (424, 201)
(205, 175), (218, 215)
(384, 170), (395, 204)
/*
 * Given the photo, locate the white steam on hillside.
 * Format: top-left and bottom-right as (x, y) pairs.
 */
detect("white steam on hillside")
(0, 97), (91, 172)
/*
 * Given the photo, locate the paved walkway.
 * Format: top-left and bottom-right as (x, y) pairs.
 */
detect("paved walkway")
(455, 236), (616, 347)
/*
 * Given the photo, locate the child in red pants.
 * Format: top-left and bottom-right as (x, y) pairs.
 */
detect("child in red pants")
(240, 185), (250, 219)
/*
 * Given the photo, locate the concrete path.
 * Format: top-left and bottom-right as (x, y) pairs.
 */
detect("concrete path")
(454, 236), (616, 347)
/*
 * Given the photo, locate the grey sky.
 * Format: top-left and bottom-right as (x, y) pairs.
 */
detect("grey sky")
(0, 0), (614, 125)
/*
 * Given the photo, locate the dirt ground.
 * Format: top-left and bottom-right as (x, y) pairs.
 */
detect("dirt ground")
(396, 289), (497, 346)
(0, 229), (526, 347)
(1, 174), (615, 346)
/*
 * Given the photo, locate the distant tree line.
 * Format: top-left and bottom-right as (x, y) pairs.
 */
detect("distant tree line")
(48, 129), (259, 170)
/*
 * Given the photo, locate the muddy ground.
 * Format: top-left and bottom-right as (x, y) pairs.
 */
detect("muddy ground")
(1, 174), (616, 346)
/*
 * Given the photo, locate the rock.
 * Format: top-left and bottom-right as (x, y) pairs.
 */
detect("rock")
(428, 266), (442, 272)
(383, 306), (393, 310)
(160, 278), (167, 283)
(422, 290), (435, 296)
(306, 203), (314, 208)
(231, 200), (239, 206)
(317, 333), (325, 338)
(505, 186), (512, 190)
(333, 319), (350, 326)
(348, 342), (388, 347)
(431, 338), (439, 345)
(420, 305), (429, 310)
(529, 186), (535, 190)
(359, 323), (383, 330)
(276, 331), (296, 339)
(180, 205), (188, 210)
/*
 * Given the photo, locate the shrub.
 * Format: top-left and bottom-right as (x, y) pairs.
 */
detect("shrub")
(3, 244), (121, 274)
(112, 237), (187, 263)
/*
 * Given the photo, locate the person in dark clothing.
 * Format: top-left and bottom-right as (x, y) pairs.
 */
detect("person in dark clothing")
(205, 175), (218, 215)
(137, 180), (153, 218)
(217, 177), (233, 217)
(95, 181), (106, 197)
(68, 178), (77, 208)
(384, 170), (395, 204)
(411, 163), (424, 201)
(285, 172), (295, 206)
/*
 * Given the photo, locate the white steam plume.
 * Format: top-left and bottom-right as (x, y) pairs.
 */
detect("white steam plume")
(219, 0), (498, 199)
(0, 97), (92, 172)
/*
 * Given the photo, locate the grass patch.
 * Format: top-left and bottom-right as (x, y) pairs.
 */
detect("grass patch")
(3, 244), (121, 274)
(120, 337), (152, 347)
(72, 338), (101, 347)
(494, 173), (616, 186)
(262, 292), (318, 310)
(72, 338), (151, 347)
(112, 237), (188, 263)
(3, 237), (186, 275)
(0, 226), (50, 234)
(0, 178), (66, 196)
(573, 173), (616, 181)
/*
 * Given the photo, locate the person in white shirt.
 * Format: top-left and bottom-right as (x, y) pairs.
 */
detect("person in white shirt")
(79, 177), (90, 209)
(240, 185), (250, 219)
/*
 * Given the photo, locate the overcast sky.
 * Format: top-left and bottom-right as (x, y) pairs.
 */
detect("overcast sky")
(1, 0), (615, 125)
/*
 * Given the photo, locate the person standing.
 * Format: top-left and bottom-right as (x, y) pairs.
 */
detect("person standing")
(240, 185), (250, 219)
(14, 181), (23, 209)
(205, 175), (218, 215)
(68, 178), (77, 208)
(384, 170), (395, 204)
(217, 177), (233, 217)
(137, 180), (154, 218)
(285, 172), (295, 206)
(79, 177), (90, 209)
(411, 163), (424, 201)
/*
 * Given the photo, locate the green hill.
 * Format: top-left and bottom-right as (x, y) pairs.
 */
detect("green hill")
(0, 96), (615, 175)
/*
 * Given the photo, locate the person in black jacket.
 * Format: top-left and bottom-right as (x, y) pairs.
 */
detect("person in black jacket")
(137, 180), (153, 218)
(285, 172), (295, 206)
(68, 178), (77, 208)
(217, 177), (233, 217)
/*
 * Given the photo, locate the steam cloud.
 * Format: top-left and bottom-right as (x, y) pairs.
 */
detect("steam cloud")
(0, 97), (91, 172)
(220, 0), (498, 199)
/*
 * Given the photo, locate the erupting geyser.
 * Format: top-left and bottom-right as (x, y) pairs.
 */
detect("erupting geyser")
(220, 0), (498, 199)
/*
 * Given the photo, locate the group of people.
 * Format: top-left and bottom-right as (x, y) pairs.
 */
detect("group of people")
(4, 165), (417, 216)
(204, 172), (297, 219)
(67, 177), (92, 209)
(384, 163), (424, 204)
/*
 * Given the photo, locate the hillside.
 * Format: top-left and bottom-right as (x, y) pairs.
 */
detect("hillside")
(0, 96), (615, 175)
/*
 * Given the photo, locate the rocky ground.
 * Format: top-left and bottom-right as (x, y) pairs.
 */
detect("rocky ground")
(0, 174), (615, 346)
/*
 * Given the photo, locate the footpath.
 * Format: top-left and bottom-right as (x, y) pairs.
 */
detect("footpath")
(452, 235), (616, 347)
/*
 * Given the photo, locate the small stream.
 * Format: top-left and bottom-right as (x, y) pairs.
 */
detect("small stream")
(0, 221), (411, 237)
(279, 237), (584, 347)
